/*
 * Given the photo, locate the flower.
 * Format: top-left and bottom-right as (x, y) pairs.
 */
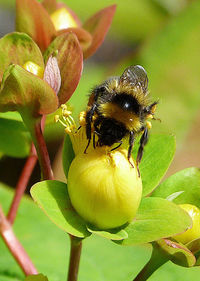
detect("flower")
(0, 32), (83, 118)
(57, 105), (142, 229)
(16, 0), (116, 58)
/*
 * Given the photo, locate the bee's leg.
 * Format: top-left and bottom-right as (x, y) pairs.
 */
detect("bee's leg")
(84, 105), (96, 153)
(93, 118), (101, 148)
(136, 128), (148, 176)
(93, 132), (96, 148)
(110, 141), (122, 151)
(128, 131), (135, 168)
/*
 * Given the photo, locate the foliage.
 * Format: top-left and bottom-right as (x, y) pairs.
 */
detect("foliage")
(0, 0), (200, 281)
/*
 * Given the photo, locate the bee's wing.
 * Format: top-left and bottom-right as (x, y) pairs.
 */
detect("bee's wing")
(120, 65), (148, 93)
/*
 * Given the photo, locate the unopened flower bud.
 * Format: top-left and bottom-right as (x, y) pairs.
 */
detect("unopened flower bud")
(23, 61), (44, 78)
(50, 7), (78, 31)
(68, 147), (142, 229)
(174, 204), (200, 244)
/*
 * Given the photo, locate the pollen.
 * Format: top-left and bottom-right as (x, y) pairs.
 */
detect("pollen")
(146, 121), (152, 129)
(54, 104), (77, 134)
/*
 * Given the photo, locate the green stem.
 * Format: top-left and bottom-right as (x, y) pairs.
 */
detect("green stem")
(67, 236), (82, 281)
(133, 242), (168, 281)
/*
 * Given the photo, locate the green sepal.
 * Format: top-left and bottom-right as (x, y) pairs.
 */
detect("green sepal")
(30, 180), (90, 238)
(156, 239), (196, 267)
(0, 64), (58, 116)
(44, 32), (83, 105)
(117, 197), (192, 245)
(16, 0), (56, 52)
(0, 32), (44, 82)
(87, 224), (128, 241)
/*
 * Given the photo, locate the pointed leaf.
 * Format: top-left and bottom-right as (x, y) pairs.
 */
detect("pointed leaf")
(16, 0), (56, 52)
(87, 224), (128, 241)
(132, 134), (176, 196)
(42, 0), (57, 14)
(44, 33), (83, 104)
(83, 5), (116, 59)
(118, 197), (192, 245)
(62, 134), (75, 178)
(57, 27), (92, 52)
(151, 168), (200, 208)
(25, 274), (49, 281)
(30, 180), (90, 238)
(0, 32), (44, 82)
(0, 65), (58, 116)
(156, 239), (196, 267)
(44, 55), (61, 95)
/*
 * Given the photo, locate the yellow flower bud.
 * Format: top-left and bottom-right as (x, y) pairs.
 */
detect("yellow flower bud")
(23, 61), (44, 78)
(174, 204), (200, 244)
(67, 147), (142, 229)
(50, 7), (78, 31)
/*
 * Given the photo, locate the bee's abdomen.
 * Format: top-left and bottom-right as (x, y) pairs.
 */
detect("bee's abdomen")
(98, 118), (128, 146)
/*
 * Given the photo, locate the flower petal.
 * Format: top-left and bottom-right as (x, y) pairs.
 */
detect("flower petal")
(0, 65), (58, 116)
(16, 0), (56, 52)
(0, 32), (44, 83)
(44, 33), (83, 104)
(82, 5), (116, 59)
(44, 55), (61, 95)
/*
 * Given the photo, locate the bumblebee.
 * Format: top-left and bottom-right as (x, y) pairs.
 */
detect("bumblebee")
(84, 65), (157, 171)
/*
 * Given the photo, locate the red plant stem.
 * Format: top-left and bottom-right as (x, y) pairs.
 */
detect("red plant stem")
(7, 143), (38, 224)
(67, 236), (82, 281)
(33, 120), (54, 180)
(0, 205), (37, 275)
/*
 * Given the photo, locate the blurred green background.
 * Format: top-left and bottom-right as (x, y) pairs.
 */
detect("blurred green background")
(0, 0), (200, 280)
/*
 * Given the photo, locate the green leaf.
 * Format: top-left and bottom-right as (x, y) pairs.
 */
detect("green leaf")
(132, 134), (175, 196)
(0, 65), (58, 116)
(16, 0), (56, 52)
(87, 225), (128, 241)
(118, 197), (192, 245)
(0, 111), (22, 122)
(44, 33), (83, 105)
(62, 134), (75, 178)
(0, 117), (30, 157)
(151, 167), (200, 208)
(25, 274), (48, 281)
(0, 32), (44, 82)
(156, 239), (196, 267)
(30, 180), (90, 238)
(2, 183), (200, 281)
